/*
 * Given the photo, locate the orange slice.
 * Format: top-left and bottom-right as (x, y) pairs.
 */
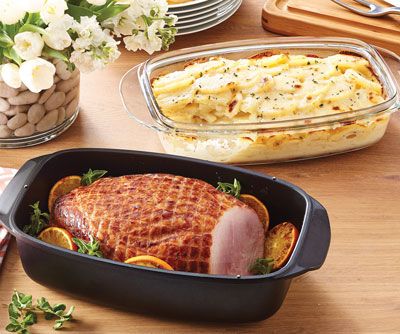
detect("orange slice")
(48, 175), (82, 212)
(264, 222), (299, 270)
(240, 194), (270, 231)
(38, 227), (77, 251)
(124, 255), (174, 271)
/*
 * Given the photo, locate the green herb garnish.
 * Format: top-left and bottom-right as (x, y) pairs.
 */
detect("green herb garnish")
(23, 202), (49, 237)
(6, 290), (74, 333)
(216, 179), (241, 198)
(6, 291), (36, 334)
(80, 169), (107, 186)
(36, 297), (74, 330)
(250, 258), (274, 275)
(72, 236), (103, 258)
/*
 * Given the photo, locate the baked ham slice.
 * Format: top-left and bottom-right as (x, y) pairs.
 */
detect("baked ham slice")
(52, 174), (264, 275)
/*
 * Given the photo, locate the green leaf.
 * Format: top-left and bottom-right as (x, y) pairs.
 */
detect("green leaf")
(11, 292), (21, 308)
(88, 0), (114, 11)
(19, 24), (46, 35)
(8, 303), (20, 319)
(53, 320), (64, 330)
(216, 179), (241, 198)
(22, 312), (37, 326)
(3, 48), (22, 66)
(52, 304), (66, 312)
(81, 169), (108, 186)
(0, 30), (14, 48)
(72, 238), (86, 253)
(97, 4), (130, 22)
(20, 295), (32, 306)
(5, 323), (21, 332)
(42, 46), (69, 62)
(249, 258), (274, 275)
(37, 297), (50, 310)
(65, 306), (75, 317)
(12, 290), (32, 310)
(4, 24), (18, 39)
(25, 13), (43, 26)
(9, 318), (20, 326)
(66, 4), (97, 21)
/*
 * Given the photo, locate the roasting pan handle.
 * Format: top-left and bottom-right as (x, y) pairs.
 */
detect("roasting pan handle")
(275, 199), (331, 279)
(0, 156), (45, 234)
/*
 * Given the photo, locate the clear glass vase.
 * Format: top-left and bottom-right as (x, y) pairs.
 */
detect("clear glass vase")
(0, 60), (80, 148)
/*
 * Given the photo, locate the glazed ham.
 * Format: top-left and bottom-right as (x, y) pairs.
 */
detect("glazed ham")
(52, 174), (264, 275)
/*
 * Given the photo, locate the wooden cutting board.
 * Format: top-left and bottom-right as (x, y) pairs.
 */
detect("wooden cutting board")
(262, 0), (400, 54)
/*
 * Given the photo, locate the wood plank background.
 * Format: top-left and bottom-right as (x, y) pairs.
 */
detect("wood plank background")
(1, 1), (400, 332)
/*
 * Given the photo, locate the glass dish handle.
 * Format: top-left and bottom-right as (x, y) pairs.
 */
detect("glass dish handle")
(375, 46), (400, 108)
(119, 65), (166, 133)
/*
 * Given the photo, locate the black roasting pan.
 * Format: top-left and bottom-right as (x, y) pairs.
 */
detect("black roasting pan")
(0, 149), (330, 322)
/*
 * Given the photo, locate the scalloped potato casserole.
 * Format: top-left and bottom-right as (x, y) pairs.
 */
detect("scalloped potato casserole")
(151, 52), (391, 164)
(152, 53), (385, 123)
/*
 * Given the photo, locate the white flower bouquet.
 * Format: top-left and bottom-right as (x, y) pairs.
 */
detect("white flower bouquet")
(0, 0), (177, 92)
(0, 0), (177, 143)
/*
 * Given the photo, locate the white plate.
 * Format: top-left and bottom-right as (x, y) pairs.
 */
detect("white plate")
(176, 0), (241, 35)
(168, 0), (208, 9)
(176, 0), (236, 24)
(168, 0), (225, 14)
(174, 0), (233, 19)
(176, 0), (238, 28)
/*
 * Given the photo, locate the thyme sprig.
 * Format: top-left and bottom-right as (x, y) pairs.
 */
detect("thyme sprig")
(250, 258), (274, 275)
(216, 178), (241, 198)
(23, 202), (49, 237)
(72, 236), (103, 258)
(80, 169), (108, 186)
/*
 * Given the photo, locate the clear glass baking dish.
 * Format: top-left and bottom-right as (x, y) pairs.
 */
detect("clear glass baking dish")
(120, 37), (400, 164)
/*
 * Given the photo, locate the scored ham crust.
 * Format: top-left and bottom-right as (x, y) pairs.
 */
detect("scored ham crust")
(52, 174), (264, 275)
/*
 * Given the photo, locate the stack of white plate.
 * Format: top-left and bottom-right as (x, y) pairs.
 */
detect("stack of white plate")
(168, 0), (243, 36)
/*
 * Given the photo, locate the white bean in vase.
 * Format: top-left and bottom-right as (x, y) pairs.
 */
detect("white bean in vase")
(0, 59), (80, 145)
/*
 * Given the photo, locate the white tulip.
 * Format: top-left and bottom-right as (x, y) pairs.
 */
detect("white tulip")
(40, 0), (68, 24)
(86, 0), (107, 5)
(0, 0), (26, 25)
(20, 58), (56, 93)
(1, 63), (22, 88)
(20, 0), (46, 13)
(43, 14), (75, 50)
(13, 32), (45, 61)
(44, 29), (72, 50)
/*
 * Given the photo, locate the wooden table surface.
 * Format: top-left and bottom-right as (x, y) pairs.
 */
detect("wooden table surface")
(1, 1), (400, 333)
